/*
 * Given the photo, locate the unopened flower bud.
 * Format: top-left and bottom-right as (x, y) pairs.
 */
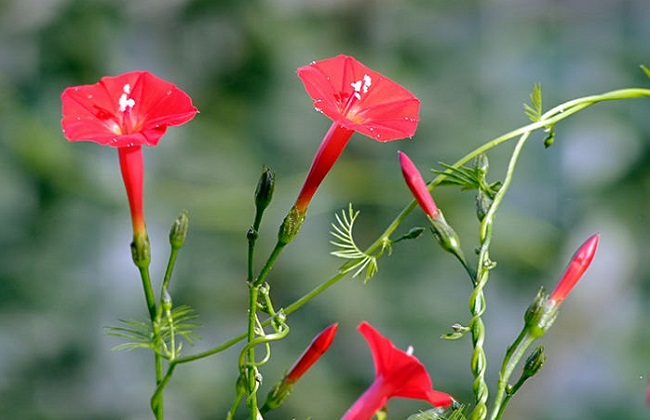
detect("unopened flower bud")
(161, 287), (173, 313)
(475, 189), (492, 222)
(399, 151), (439, 218)
(393, 227), (426, 243)
(549, 234), (599, 304)
(261, 324), (338, 413)
(255, 166), (275, 213)
(523, 346), (546, 379)
(169, 210), (189, 249)
(475, 154), (489, 178)
(278, 206), (305, 246)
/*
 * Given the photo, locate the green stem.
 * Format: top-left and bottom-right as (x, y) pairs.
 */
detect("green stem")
(491, 334), (536, 420)
(137, 265), (163, 420)
(150, 362), (176, 414)
(161, 247), (180, 296)
(227, 387), (246, 420)
(174, 269), (351, 365)
(469, 131), (531, 420)
(245, 285), (260, 419)
(254, 242), (286, 287)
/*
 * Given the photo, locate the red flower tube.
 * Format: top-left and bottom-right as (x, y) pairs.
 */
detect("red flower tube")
(262, 323), (338, 413)
(549, 234), (600, 305)
(294, 55), (420, 214)
(286, 323), (339, 384)
(341, 322), (454, 420)
(398, 151), (439, 218)
(61, 71), (198, 237)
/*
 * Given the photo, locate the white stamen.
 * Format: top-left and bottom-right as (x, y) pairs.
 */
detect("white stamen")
(363, 74), (372, 92)
(406, 345), (414, 356)
(350, 74), (372, 100)
(118, 83), (136, 112)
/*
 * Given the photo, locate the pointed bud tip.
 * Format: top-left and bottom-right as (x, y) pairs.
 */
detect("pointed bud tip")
(398, 151), (439, 218)
(550, 233), (600, 304)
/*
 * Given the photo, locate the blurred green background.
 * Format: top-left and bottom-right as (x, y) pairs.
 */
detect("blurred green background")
(1, 0), (649, 419)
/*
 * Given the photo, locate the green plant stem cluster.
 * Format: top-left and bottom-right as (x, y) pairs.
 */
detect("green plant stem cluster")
(126, 87), (650, 419)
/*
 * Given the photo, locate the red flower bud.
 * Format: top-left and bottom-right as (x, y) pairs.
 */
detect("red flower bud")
(549, 234), (599, 305)
(398, 151), (439, 218)
(286, 323), (338, 384)
(261, 324), (338, 413)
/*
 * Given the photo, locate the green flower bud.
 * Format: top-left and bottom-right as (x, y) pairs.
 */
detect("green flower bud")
(161, 287), (173, 313)
(523, 346), (546, 379)
(169, 210), (189, 249)
(475, 189), (492, 222)
(474, 154), (489, 178)
(255, 166), (275, 212)
(393, 227), (426, 243)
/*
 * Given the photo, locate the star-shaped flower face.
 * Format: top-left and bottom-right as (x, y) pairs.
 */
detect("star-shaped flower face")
(342, 322), (454, 420)
(61, 70), (198, 147)
(297, 55), (420, 142)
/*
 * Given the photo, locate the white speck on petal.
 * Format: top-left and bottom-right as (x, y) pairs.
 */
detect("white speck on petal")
(406, 345), (414, 356)
(123, 84), (131, 94)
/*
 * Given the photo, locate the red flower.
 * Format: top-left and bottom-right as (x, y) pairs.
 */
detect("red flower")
(286, 323), (339, 384)
(61, 70), (198, 147)
(341, 322), (454, 420)
(549, 234), (600, 305)
(294, 55), (420, 213)
(398, 151), (439, 218)
(61, 71), (198, 236)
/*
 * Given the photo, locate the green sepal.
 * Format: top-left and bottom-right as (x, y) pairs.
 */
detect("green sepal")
(130, 233), (151, 268)
(524, 288), (559, 339)
(278, 206), (305, 245)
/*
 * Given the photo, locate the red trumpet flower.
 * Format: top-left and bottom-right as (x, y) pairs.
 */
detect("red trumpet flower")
(61, 70), (198, 236)
(341, 322), (454, 420)
(294, 55), (420, 213)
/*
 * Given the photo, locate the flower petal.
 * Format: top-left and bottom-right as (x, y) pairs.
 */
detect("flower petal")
(358, 322), (452, 406)
(297, 55), (420, 142)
